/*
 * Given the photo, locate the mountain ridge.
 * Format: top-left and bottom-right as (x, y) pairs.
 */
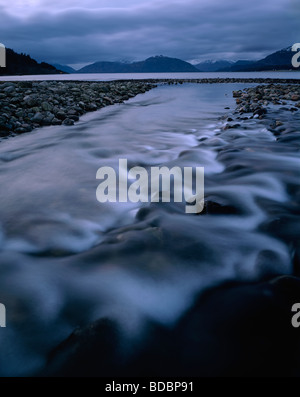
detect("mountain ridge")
(0, 48), (64, 76)
(1, 46), (299, 76)
(220, 47), (299, 72)
(77, 56), (199, 73)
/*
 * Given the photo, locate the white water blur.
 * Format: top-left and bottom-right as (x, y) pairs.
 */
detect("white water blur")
(0, 83), (298, 375)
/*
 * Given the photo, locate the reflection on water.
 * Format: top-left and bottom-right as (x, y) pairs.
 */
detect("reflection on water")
(0, 83), (299, 375)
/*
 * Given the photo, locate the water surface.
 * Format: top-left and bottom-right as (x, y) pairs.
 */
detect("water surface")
(0, 71), (299, 81)
(0, 83), (299, 375)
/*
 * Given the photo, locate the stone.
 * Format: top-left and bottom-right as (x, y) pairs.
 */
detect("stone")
(233, 91), (242, 98)
(41, 102), (52, 111)
(56, 111), (67, 120)
(63, 118), (75, 126)
(14, 127), (26, 134)
(23, 95), (39, 107)
(0, 82), (15, 89)
(90, 83), (100, 90)
(86, 103), (98, 111)
(68, 115), (79, 122)
(3, 86), (15, 94)
(31, 112), (44, 123)
(52, 118), (62, 125)
(253, 108), (267, 117)
(67, 109), (77, 115)
(21, 124), (33, 132)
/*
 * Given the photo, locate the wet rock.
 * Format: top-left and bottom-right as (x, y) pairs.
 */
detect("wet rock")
(42, 113), (55, 125)
(20, 124), (33, 132)
(86, 103), (98, 111)
(224, 123), (241, 130)
(63, 118), (75, 126)
(67, 109), (77, 116)
(41, 102), (52, 111)
(52, 118), (62, 126)
(23, 94), (39, 107)
(233, 90), (242, 98)
(0, 82), (15, 89)
(68, 115), (79, 122)
(90, 83), (100, 91)
(3, 85), (15, 94)
(56, 111), (67, 120)
(253, 108), (267, 117)
(291, 94), (300, 101)
(14, 127), (26, 134)
(31, 112), (44, 123)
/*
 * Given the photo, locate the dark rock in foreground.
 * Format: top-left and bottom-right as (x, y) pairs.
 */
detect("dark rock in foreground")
(40, 275), (300, 377)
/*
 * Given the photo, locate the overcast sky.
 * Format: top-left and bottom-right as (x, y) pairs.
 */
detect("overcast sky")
(0, 0), (299, 68)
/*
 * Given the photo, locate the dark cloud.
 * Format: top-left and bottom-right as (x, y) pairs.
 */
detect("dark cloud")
(0, 0), (299, 67)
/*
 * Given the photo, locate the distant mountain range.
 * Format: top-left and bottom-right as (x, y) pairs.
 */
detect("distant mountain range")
(52, 63), (76, 74)
(0, 48), (63, 76)
(77, 56), (198, 73)
(221, 47), (299, 72)
(57, 47), (299, 74)
(1, 46), (298, 76)
(194, 60), (234, 72)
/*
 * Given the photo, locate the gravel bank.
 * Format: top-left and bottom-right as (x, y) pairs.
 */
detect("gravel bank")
(0, 80), (156, 138)
(220, 83), (300, 132)
(1, 78), (300, 140)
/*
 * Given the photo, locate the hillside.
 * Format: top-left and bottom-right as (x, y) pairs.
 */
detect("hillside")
(78, 56), (198, 73)
(221, 47), (299, 72)
(194, 60), (233, 72)
(52, 63), (76, 74)
(0, 48), (64, 76)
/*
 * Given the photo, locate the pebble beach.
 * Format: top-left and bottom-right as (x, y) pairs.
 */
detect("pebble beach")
(1, 78), (300, 140)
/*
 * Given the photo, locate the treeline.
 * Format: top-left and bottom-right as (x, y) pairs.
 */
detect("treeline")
(0, 48), (63, 76)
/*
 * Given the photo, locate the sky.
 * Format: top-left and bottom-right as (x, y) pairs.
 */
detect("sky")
(0, 0), (299, 69)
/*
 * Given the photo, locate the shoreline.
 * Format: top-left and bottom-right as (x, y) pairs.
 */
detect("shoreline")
(220, 83), (300, 136)
(0, 78), (299, 140)
(0, 81), (157, 139)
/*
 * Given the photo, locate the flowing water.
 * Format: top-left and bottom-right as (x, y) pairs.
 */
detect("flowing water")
(0, 82), (299, 375)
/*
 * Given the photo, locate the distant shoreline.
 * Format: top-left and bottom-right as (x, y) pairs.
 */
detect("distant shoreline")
(1, 71), (300, 83)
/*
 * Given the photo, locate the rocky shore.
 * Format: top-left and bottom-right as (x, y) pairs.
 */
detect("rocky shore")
(0, 81), (156, 138)
(221, 83), (300, 133)
(1, 78), (300, 140)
